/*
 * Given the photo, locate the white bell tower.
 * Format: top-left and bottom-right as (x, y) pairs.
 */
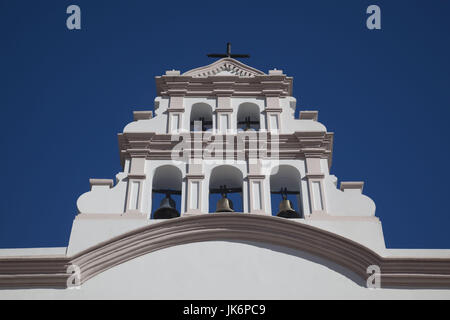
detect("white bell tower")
(2, 52), (450, 297)
(71, 55), (380, 253)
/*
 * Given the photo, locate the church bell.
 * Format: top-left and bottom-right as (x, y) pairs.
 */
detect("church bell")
(154, 194), (180, 219)
(276, 190), (301, 218)
(215, 194), (234, 212)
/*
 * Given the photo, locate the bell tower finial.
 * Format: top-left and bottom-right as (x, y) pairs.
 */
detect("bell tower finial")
(207, 42), (250, 59)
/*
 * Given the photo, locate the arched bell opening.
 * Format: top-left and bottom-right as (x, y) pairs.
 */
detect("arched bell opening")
(190, 103), (213, 132)
(270, 165), (303, 218)
(209, 165), (243, 213)
(151, 165), (182, 219)
(237, 103), (260, 131)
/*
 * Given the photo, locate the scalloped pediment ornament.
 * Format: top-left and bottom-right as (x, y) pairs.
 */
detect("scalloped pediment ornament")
(183, 58), (266, 78)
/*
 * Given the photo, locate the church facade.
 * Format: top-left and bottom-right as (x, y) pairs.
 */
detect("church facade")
(1, 58), (450, 299)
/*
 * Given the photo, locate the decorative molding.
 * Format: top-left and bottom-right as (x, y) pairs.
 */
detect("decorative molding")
(127, 174), (146, 179)
(340, 181), (364, 192)
(1, 214), (450, 290)
(89, 179), (113, 189)
(165, 70), (180, 76)
(247, 174), (266, 179)
(156, 78), (293, 98)
(306, 173), (325, 179)
(215, 108), (233, 113)
(299, 111), (319, 121)
(268, 69), (284, 76)
(185, 174), (205, 179)
(182, 58), (265, 78)
(156, 59), (293, 98)
(213, 89), (235, 96)
(133, 111), (153, 121)
(262, 89), (284, 97)
(118, 132), (334, 165)
(166, 108), (185, 113)
(264, 108), (282, 113)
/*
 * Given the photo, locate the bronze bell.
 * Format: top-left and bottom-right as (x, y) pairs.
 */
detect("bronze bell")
(215, 194), (234, 212)
(276, 189), (301, 218)
(154, 194), (180, 219)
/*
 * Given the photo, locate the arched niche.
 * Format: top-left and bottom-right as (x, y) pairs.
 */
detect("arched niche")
(151, 165), (183, 219)
(190, 103), (213, 131)
(237, 102), (260, 131)
(270, 165), (303, 217)
(209, 165), (243, 213)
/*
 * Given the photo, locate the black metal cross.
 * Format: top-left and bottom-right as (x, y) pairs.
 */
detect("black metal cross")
(237, 116), (259, 130)
(210, 185), (243, 195)
(207, 43), (250, 59)
(271, 187), (300, 197)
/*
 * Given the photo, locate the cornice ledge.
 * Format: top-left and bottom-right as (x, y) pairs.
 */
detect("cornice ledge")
(306, 173), (325, 179)
(301, 148), (327, 158)
(166, 89), (188, 96)
(213, 89), (235, 96)
(185, 174), (205, 179)
(264, 108), (283, 113)
(89, 179), (114, 188)
(0, 274), (70, 289)
(262, 89), (283, 97)
(120, 132), (156, 141)
(127, 173), (146, 179)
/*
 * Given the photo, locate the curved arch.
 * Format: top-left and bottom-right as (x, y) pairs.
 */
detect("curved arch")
(152, 165), (182, 191)
(209, 165), (244, 212)
(237, 102), (260, 131)
(71, 214), (379, 286)
(209, 165), (243, 190)
(270, 165), (301, 192)
(270, 165), (303, 217)
(2, 214), (450, 289)
(151, 165), (183, 218)
(190, 103), (213, 131)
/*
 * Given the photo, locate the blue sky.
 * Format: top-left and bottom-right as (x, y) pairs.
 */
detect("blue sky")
(1, 0), (449, 249)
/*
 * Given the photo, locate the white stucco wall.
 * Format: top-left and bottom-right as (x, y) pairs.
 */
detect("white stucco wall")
(1, 241), (450, 300)
(77, 173), (128, 215)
